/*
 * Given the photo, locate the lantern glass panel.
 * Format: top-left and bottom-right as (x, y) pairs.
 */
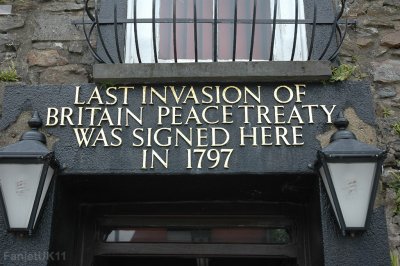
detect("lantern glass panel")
(34, 166), (54, 228)
(327, 162), (377, 228)
(319, 166), (341, 229)
(0, 163), (43, 229)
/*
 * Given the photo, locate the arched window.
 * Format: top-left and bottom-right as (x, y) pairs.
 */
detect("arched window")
(125, 0), (308, 63)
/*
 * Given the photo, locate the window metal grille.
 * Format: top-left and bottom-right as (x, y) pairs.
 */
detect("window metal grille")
(79, 0), (352, 64)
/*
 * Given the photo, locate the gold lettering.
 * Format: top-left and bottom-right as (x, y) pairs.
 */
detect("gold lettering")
(197, 128), (208, 147)
(77, 107), (83, 126)
(46, 108), (59, 126)
(183, 86), (200, 104)
(170, 86), (185, 104)
(275, 126), (290, 146)
(154, 128), (172, 147)
(150, 86), (167, 104)
(244, 86), (261, 104)
(238, 105), (254, 124)
(73, 128), (95, 147)
(142, 86), (147, 105)
(287, 106), (304, 124)
(125, 107), (143, 126)
(302, 105), (318, 124)
(60, 107), (74, 126)
(86, 107), (101, 126)
(202, 106), (219, 124)
(294, 84), (306, 103)
(111, 128), (123, 147)
(222, 86), (242, 104)
(274, 106), (285, 124)
(186, 107), (202, 125)
(158, 106), (170, 125)
(74, 86), (85, 105)
(292, 126), (304, 146)
(87, 86), (103, 105)
(321, 105), (336, 124)
(211, 127), (229, 147)
(201, 86), (214, 104)
(175, 128), (192, 146)
(120, 86), (134, 105)
(105, 87), (118, 105)
(97, 108), (114, 126)
(240, 127), (257, 146)
(92, 128), (109, 146)
(257, 106), (271, 124)
(274, 85), (293, 104)
(151, 149), (169, 169)
(261, 127), (273, 146)
(132, 128), (144, 147)
(171, 106), (183, 125)
(222, 105), (233, 124)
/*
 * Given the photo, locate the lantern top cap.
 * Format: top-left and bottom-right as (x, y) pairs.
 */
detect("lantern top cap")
(330, 111), (357, 143)
(20, 111), (46, 144)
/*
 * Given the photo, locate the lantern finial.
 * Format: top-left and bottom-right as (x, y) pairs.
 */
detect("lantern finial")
(330, 111), (356, 142)
(20, 111), (46, 144)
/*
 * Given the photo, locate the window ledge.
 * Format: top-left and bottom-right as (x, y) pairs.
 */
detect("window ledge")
(93, 61), (332, 84)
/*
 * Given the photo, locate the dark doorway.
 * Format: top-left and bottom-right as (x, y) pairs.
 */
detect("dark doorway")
(94, 256), (297, 266)
(49, 174), (323, 266)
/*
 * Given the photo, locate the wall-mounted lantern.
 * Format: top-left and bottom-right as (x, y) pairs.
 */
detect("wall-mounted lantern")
(315, 112), (386, 236)
(0, 111), (58, 235)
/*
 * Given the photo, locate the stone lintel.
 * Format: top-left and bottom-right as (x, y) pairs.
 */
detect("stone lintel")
(93, 61), (332, 84)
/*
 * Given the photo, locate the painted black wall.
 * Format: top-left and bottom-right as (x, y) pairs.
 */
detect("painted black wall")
(0, 81), (390, 265)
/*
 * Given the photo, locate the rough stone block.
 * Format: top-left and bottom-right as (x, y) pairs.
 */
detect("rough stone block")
(33, 14), (85, 41)
(0, 15), (24, 32)
(27, 49), (69, 67)
(42, 2), (84, 12)
(0, 33), (16, 52)
(377, 86), (397, 98)
(372, 59), (400, 83)
(383, 0), (400, 7)
(39, 64), (88, 84)
(0, 5), (12, 15)
(381, 32), (400, 48)
(69, 41), (83, 54)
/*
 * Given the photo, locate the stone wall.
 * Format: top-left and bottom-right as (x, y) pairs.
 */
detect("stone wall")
(341, 0), (400, 257)
(0, 0), (400, 260)
(0, 0), (92, 88)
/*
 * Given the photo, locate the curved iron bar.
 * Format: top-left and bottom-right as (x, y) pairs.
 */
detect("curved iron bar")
(328, 18), (348, 61)
(232, 0), (238, 61)
(83, 0), (350, 64)
(152, 0), (158, 63)
(318, 0), (346, 60)
(85, 0), (95, 22)
(82, 0), (105, 63)
(173, 0), (178, 63)
(318, 17), (339, 60)
(83, 0), (105, 63)
(193, 0), (198, 62)
(249, 0), (257, 61)
(94, 0), (115, 63)
(328, 0), (349, 60)
(133, 0), (142, 63)
(269, 0), (278, 61)
(290, 0), (299, 61)
(213, 0), (218, 62)
(336, 0), (347, 21)
(113, 0), (123, 63)
(307, 0), (317, 60)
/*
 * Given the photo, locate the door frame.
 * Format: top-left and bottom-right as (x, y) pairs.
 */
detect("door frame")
(75, 201), (319, 266)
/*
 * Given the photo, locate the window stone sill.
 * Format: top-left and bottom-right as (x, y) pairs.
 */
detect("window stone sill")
(93, 61), (332, 84)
